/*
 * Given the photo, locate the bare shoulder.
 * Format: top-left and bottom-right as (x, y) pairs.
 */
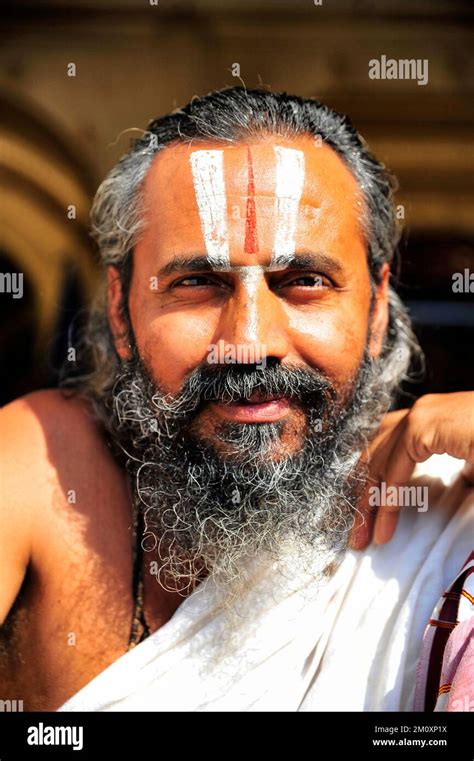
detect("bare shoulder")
(0, 389), (94, 622)
(0, 389), (108, 504)
(0, 387), (127, 518)
(1, 388), (100, 448)
(0, 389), (129, 620)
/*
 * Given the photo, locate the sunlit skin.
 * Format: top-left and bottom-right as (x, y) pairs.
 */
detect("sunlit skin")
(108, 135), (390, 455)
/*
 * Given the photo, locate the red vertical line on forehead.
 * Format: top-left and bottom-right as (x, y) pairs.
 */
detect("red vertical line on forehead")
(243, 146), (259, 254)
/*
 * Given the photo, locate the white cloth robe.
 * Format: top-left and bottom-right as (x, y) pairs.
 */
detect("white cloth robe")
(58, 453), (474, 712)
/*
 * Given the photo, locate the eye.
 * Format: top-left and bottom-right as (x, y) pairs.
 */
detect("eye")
(278, 273), (332, 289)
(172, 275), (218, 288)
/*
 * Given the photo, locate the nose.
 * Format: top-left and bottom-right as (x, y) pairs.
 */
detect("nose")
(217, 266), (290, 364)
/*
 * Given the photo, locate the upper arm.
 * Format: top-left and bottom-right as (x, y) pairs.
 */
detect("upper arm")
(0, 397), (36, 624)
(0, 388), (123, 626)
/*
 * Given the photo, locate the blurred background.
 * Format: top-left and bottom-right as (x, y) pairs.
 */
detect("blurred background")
(0, 0), (472, 407)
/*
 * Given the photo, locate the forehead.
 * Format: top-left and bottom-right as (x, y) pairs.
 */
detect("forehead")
(138, 134), (366, 267)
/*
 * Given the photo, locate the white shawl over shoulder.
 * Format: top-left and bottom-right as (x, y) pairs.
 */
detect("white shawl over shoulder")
(58, 454), (473, 712)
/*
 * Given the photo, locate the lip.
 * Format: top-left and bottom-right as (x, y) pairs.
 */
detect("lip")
(210, 396), (291, 423)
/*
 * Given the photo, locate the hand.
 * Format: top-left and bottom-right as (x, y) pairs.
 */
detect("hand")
(349, 391), (474, 549)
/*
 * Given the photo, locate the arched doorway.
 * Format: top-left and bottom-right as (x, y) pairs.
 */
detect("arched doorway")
(0, 90), (98, 404)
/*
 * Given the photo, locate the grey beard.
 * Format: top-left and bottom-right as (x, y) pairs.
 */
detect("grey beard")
(99, 349), (393, 602)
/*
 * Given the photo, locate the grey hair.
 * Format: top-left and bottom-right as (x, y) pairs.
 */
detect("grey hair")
(64, 86), (422, 408)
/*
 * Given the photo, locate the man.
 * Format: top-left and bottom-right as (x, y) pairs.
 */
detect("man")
(0, 87), (472, 712)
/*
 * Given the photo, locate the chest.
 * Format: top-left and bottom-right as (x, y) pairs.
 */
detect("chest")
(0, 545), (135, 710)
(2, 466), (139, 707)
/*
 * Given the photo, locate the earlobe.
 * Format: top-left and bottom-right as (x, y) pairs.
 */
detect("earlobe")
(107, 266), (133, 361)
(369, 263), (390, 359)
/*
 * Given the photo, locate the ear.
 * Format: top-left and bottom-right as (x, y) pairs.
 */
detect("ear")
(368, 263), (390, 359)
(107, 266), (133, 361)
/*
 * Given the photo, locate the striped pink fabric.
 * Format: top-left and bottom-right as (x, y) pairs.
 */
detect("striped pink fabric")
(413, 551), (474, 711)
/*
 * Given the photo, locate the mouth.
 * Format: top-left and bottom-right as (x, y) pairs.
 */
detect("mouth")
(210, 392), (291, 423)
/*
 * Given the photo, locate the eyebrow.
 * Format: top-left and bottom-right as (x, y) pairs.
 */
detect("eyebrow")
(158, 252), (344, 279)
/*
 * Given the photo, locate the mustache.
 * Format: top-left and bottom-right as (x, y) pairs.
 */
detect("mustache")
(141, 360), (339, 419)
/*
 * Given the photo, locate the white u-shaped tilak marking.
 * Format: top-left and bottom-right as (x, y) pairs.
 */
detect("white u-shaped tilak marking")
(189, 150), (230, 267)
(190, 146), (304, 346)
(272, 146), (305, 267)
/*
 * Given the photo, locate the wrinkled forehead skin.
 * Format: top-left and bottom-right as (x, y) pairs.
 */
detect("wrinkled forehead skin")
(135, 134), (368, 275)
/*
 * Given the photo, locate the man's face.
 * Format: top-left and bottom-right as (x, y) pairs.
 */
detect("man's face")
(105, 134), (391, 594)
(110, 135), (388, 458)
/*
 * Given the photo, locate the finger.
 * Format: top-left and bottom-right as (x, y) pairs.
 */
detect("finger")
(352, 410), (410, 549)
(374, 422), (418, 545)
(356, 412), (408, 547)
(359, 408), (409, 467)
(350, 472), (382, 549)
(461, 461), (474, 485)
(385, 437), (419, 489)
(373, 510), (400, 546)
(376, 408), (410, 434)
(352, 455), (388, 549)
(348, 506), (375, 550)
